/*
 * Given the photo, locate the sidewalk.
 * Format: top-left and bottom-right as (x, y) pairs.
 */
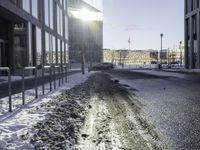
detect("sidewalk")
(0, 71), (94, 150)
(162, 68), (200, 74)
(0, 70), (81, 99)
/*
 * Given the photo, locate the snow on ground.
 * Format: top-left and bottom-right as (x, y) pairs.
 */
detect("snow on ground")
(131, 69), (200, 80)
(0, 71), (95, 150)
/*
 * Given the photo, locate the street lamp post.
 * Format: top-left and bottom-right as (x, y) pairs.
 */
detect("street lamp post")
(81, 21), (86, 75)
(160, 33), (163, 69)
(180, 41), (182, 67)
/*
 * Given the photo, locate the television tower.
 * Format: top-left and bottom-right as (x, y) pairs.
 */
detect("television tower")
(128, 37), (131, 50)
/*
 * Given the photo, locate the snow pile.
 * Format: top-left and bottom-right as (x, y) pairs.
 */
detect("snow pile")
(0, 72), (94, 150)
(31, 82), (91, 149)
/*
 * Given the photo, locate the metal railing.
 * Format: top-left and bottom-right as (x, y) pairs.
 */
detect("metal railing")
(53, 65), (61, 88)
(0, 67), (12, 112)
(43, 66), (52, 94)
(0, 65), (68, 113)
(63, 65), (68, 83)
(22, 67), (38, 105)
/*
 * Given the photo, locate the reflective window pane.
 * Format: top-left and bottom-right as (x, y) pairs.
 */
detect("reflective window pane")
(52, 36), (56, 64)
(45, 32), (50, 64)
(45, 0), (49, 26)
(22, 0), (30, 13)
(50, 0), (54, 29)
(36, 27), (42, 65)
(57, 39), (61, 64)
(32, 0), (38, 19)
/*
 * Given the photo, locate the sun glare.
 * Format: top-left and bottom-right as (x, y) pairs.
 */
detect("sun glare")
(71, 8), (102, 21)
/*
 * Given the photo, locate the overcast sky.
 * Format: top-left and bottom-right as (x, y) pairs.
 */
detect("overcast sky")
(103, 0), (184, 50)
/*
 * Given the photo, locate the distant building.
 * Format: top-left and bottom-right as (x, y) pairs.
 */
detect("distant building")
(103, 49), (158, 65)
(103, 49), (184, 65)
(68, 0), (103, 66)
(185, 0), (200, 69)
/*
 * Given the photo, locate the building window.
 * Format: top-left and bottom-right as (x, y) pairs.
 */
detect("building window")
(14, 23), (27, 67)
(197, 0), (200, 8)
(65, 16), (68, 40)
(191, 0), (199, 10)
(32, 0), (38, 19)
(45, 0), (49, 26)
(186, 0), (191, 13)
(44, 0), (54, 29)
(22, 0), (30, 13)
(45, 32), (50, 64)
(64, 0), (66, 10)
(57, 39), (61, 64)
(57, 5), (60, 34)
(66, 43), (69, 63)
(60, 8), (63, 36)
(28, 22), (32, 66)
(50, 0), (54, 29)
(62, 41), (65, 64)
(36, 27), (42, 65)
(192, 15), (198, 68)
(10, 0), (21, 7)
(52, 36), (56, 64)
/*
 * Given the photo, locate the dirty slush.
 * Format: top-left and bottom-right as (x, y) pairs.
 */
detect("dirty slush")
(31, 72), (162, 150)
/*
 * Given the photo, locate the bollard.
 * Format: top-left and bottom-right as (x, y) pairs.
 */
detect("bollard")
(54, 66), (56, 89)
(50, 66), (52, 91)
(65, 65), (67, 83)
(61, 66), (64, 85)
(35, 69), (38, 98)
(59, 66), (61, 87)
(8, 69), (12, 112)
(42, 67), (45, 95)
(22, 69), (25, 105)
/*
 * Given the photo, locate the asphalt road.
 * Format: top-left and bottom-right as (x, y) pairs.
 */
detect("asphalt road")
(108, 70), (200, 150)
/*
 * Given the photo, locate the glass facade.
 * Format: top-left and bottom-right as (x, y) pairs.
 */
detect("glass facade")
(14, 23), (27, 68)
(44, 0), (54, 29)
(52, 36), (56, 64)
(36, 27), (42, 66)
(0, 0), (69, 74)
(57, 39), (61, 63)
(83, 0), (103, 11)
(32, 0), (38, 19)
(185, 0), (200, 69)
(22, 0), (30, 13)
(68, 0), (103, 64)
(50, 0), (54, 29)
(45, 0), (49, 26)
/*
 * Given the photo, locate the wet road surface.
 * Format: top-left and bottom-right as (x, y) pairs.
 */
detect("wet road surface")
(78, 73), (160, 149)
(31, 72), (161, 149)
(108, 70), (200, 149)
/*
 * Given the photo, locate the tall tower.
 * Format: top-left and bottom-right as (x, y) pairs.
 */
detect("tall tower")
(128, 37), (131, 50)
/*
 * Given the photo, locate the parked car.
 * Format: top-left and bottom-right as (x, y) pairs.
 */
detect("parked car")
(92, 63), (114, 70)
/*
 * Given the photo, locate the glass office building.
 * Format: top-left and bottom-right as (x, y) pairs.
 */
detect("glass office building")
(83, 0), (103, 11)
(68, 0), (103, 66)
(0, 0), (69, 74)
(185, 0), (200, 69)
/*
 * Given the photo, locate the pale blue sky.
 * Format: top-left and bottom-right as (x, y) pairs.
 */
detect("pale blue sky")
(103, 0), (184, 50)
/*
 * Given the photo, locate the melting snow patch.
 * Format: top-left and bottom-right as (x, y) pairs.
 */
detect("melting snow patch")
(0, 72), (95, 150)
